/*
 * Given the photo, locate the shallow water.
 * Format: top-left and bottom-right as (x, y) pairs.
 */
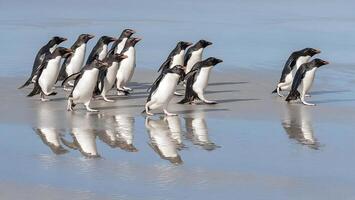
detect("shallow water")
(1, 0), (355, 199)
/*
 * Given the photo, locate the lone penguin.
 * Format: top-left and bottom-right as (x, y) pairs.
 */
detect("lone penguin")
(19, 36), (67, 89)
(285, 58), (329, 106)
(27, 47), (72, 101)
(85, 36), (116, 64)
(97, 53), (128, 102)
(272, 48), (321, 97)
(184, 40), (213, 74)
(57, 34), (95, 86)
(179, 57), (223, 104)
(144, 65), (195, 116)
(116, 37), (141, 95)
(108, 29), (135, 55)
(63, 59), (109, 112)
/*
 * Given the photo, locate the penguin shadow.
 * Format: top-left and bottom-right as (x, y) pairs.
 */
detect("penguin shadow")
(208, 81), (248, 86)
(92, 104), (145, 111)
(49, 97), (67, 102)
(216, 98), (260, 104)
(310, 89), (351, 96)
(176, 108), (229, 115)
(281, 104), (320, 150)
(205, 89), (239, 94)
(128, 82), (151, 90)
(145, 116), (183, 165)
(312, 98), (355, 104)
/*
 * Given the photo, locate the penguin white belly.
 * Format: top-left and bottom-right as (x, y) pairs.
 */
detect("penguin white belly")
(117, 48), (135, 85)
(296, 56), (311, 70)
(300, 69), (316, 95)
(39, 57), (61, 94)
(150, 74), (179, 108)
(193, 67), (212, 92)
(170, 51), (185, 68)
(115, 38), (127, 54)
(66, 44), (86, 75)
(186, 49), (203, 73)
(72, 69), (99, 103)
(41, 128), (61, 147)
(104, 62), (119, 91)
(98, 45), (108, 60)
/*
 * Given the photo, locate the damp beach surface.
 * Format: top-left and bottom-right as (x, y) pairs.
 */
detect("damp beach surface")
(1, 0), (355, 199)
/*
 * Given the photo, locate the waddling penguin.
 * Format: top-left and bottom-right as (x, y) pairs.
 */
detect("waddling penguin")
(27, 47), (72, 101)
(184, 40), (213, 74)
(179, 57), (223, 104)
(157, 41), (192, 73)
(144, 65), (195, 116)
(285, 58), (329, 106)
(116, 37), (141, 95)
(19, 36), (67, 89)
(86, 36), (116, 64)
(98, 53), (128, 102)
(108, 29), (135, 55)
(57, 34), (95, 86)
(63, 59), (109, 112)
(272, 48), (321, 97)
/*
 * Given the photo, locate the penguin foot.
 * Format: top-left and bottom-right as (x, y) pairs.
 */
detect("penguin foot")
(301, 100), (316, 106)
(123, 87), (133, 91)
(40, 98), (50, 102)
(146, 111), (154, 116)
(203, 100), (217, 104)
(174, 91), (184, 96)
(67, 100), (73, 111)
(103, 98), (115, 102)
(86, 107), (99, 112)
(305, 94), (311, 97)
(164, 109), (177, 116)
(63, 86), (72, 92)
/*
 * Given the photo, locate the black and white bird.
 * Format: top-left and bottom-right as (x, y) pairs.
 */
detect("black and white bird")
(97, 53), (128, 102)
(144, 65), (195, 116)
(63, 59), (109, 112)
(272, 48), (321, 97)
(184, 40), (213, 74)
(27, 47), (72, 101)
(285, 58), (329, 106)
(19, 36), (67, 89)
(57, 34), (95, 86)
(157, 41), (192, 73)
(108, 29), (135, 55)
(85, 36), (116, 64)
(116, 37), (141, 95)
(179, 57), (223, 104)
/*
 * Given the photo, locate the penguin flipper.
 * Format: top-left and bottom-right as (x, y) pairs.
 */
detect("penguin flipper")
(18, 77), (34, 89)
(56, 56), (72, 83)
(62, 72), (82, 87)
(286, 66), (307, 102)
(272, 88), (277, 94)
(27, 83), (42, 97)
(157, 58), (171, 73)
(279, 54), (297, 83)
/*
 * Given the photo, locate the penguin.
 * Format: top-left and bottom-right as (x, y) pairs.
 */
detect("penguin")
(108, 29), (135, 55)
(97, 53), (128, 102)
(144, 65), (195, 116)
(116, 37), (141, 95)
(27, 47), (73, 101)
(114, 114), (137, 152)
(85, 36), (116, 64)
(179, 57), (223, 104)
(285, 58), (329, 106)
(184, 40), (213, 74)
(157, 41), (193, 73)
(272, 48), (321, 97)
(19, 36), (67, 89)
(57, 34), (95, 87)
(145, 117), (183, 165)
(63, 59), (110, 112)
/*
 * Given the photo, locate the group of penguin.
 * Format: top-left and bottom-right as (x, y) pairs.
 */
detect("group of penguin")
(272, 48), (329, 106)
(19, 29), (223, 115)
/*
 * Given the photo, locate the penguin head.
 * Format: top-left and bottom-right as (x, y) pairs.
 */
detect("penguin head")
(120, 29), (136, 39)
(49, 36), (67, 46)
(126, 37), (141, 47)
(312, 58), (329, 68)
(100, 36), (117, 44)
(198, 40), (213, 48)
(203, 57), (223, 67)
(54, 47), (73, 58)
(105, 53), (128, 64)
(300, 48), (321, 57)
(177, 41), (193, 50)
(78, 34), (95, 43)
(93, 59), (110, 69)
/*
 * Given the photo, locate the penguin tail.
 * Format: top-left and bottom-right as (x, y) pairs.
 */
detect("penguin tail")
(18, 78), (33, 89)
(178, 98), (189, 104)
(141, 109), (147, 115)
(27, 85), (41, 97)
(285, 90), (300, 102)
(271, 88), (277, 94)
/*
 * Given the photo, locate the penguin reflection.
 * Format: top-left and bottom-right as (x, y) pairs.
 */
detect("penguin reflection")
(145, 117), (183, 165)
(35, 103), (68, 155)
(185, 111), (219, 151)
(282, 104), (320, 149)
(96, 114), (137, 152)
(165, 115), (184, 148)
(61, 112), (100, 158)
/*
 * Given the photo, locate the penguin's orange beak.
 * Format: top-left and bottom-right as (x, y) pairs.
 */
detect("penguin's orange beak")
(315, 49), (321, 54)
(322, 60), (329, 65)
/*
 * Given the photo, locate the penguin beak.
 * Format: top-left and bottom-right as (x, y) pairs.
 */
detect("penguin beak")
(206, 41), (213, 46)
(60, 37), (67, 42)
(314, 49), (321, 54)
(88, 34), (95, 39)
(129, 29), (136, 34)
(120, 55), (128, 59)
(134, 38), (142, 42)
(322, 60), (329, 65)
(216, 59), (223, 64)
(186, 42), (193, 47)
(110, 37), (117, 42)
